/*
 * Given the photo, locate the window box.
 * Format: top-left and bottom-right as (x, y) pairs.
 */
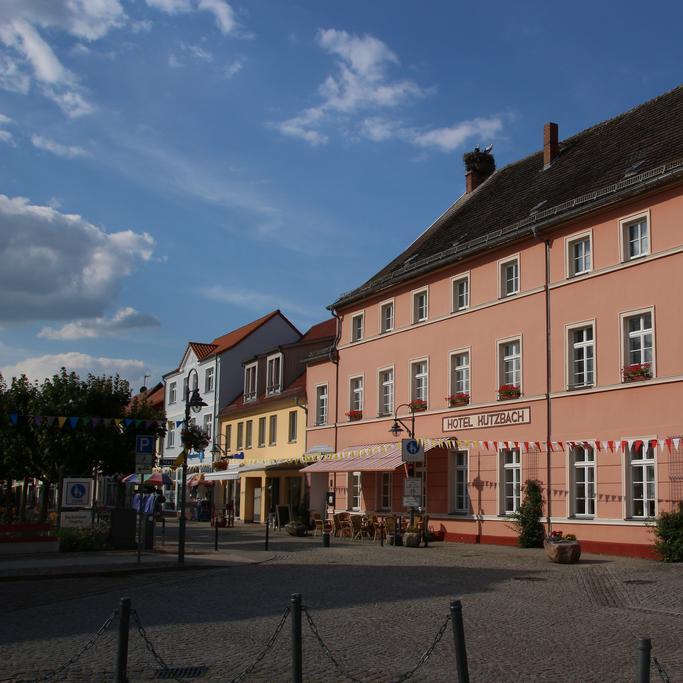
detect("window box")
(498, 384), (521, 400)
(409, 399), (428, 412)
(447, 393), (470, 407)
(346, 410), (363, 421)
(623, 363), (652, 382)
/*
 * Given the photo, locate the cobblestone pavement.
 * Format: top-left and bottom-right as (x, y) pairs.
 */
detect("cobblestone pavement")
(1, 521), (682, 682)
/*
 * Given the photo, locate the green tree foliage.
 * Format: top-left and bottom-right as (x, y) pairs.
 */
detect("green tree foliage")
(654, 505), (683, 562)
(510, 479), (546, 548)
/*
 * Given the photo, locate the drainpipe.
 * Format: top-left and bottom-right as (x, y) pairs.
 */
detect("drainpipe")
(330, 309), (342, 454)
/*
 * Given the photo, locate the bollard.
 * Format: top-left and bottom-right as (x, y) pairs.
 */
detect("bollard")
(637, 637), (651, 683)
(265, 515), (270, 551)
(380, 521), (384, 547)
(450, 599), (470, 683)
(322, 530), (330, 547)
(115, 597), (131, 683)
(214, 517), (219, 551)
(291, 593), (303, 683)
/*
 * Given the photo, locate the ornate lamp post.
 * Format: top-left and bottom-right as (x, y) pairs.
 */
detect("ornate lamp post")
(178, 368), (208, 564)
(388, 402), (417, 439)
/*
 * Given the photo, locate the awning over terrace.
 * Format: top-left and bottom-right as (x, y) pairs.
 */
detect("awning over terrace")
(300, 442), (403, 473)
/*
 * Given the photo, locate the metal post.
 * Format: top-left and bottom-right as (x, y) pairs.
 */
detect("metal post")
(265, 514), (270, 550)
(450, 599), (470, 683)
(423, 513), (429, 549)
(380, 520), (384, 547)
(291, 593), (303, 683)
(136, 486), (143, 565)
(115, 597), (131, 683)
(637, 637), (651, 683)
(393, 514), (399, 546)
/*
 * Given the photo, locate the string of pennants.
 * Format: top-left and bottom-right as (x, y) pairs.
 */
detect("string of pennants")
(5, 413), (164, 430)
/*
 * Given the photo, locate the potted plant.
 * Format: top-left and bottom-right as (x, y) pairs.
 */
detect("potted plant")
(346, 409), (363, 421)
(410, 399), (428, 412)
(403, 526), (422, 547)
(622, 363), (652, 382)
(544, 529), (581, 564)
(498, 384), (521, 400)
(213, 459), (228, 471)
(447, 392), (470, 407)
(181, 423), (210, 452)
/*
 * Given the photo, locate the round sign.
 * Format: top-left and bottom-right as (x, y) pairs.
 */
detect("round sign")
(406, 440), (420, 455)
(70, 483), (86, 499)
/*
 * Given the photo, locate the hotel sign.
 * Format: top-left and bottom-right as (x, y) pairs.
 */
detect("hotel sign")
(442, 407), (531, 432)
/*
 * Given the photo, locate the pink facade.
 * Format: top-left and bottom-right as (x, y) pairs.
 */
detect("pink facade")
(305, 97), (683, 557)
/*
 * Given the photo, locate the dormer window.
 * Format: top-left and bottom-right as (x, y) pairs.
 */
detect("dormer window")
(266, 353), (283, 395)
(244, 362), (257, 402)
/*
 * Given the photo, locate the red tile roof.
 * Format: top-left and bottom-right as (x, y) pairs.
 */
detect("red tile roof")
(300, 318), (336, 343)
(210, 310), (299, 356)
(188, 341), (218, 361)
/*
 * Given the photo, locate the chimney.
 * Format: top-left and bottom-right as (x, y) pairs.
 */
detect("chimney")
(543, 122), (559, 168)
(463, 147), (495, 193)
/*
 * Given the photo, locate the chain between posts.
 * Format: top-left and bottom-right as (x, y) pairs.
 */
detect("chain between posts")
(131, 609), (185, 682)
(230, 606), (291, 683)
(392, 613), (452, 683)
(653, 656), (672, 683)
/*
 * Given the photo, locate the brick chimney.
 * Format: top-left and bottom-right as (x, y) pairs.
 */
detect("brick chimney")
(543, 122), (559, 168)
(463, 147), (495, 193)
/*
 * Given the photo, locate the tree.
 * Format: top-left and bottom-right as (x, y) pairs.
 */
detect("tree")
(509, 479), (545, 548)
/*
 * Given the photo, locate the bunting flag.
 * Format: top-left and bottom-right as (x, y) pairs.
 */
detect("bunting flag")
(57, 416), (67, 428)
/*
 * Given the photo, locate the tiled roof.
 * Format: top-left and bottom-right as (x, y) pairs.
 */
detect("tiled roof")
(211, 310), (300, 356)
(220, 371), (306, 417)
(300, 318), (336, 343)
(333, 84), (683, 308)
(188, 342), (218, 361)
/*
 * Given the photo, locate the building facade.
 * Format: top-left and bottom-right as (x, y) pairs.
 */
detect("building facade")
(304, 87), (683, 557)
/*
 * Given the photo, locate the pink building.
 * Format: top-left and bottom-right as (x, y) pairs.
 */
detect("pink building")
(303, 86), (683, 558)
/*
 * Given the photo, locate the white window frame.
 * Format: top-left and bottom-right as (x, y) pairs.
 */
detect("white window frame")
(451, 272), (470, 312)
(379, 472), (392, 511)
(378, 365), (394, 417)
(266, 352), (283, 396)
(498, 255), (520, 298)
(168, 381), (177, 405)
(224, 424), (232, 451)
(244, 362), (258, 402)
(236, 422), (244, 449)
(450, 449), (469, 514)
(288, 410), (297, 443)
(449, 348), (471, 397)
(258, 416), (266, 447)
(269, 414), (277, 446)
(204, 366), (215, 393)
(167, 422), (175, 448)
(619, 307), (656, 380)
(183, 376), (189, 401)
(410, 358), (429, 406)
(379, 299), (395, 334)
(350, 312), (365, 343)
(315, 384), (328, 426)
(569, 444), (596, 517)
(496, 336), (522, 395)
(349, 471), (362, 511)
(349, 375), (364, 413)
(500, 448), (521, 515)
(245, 420), (253, 449)
(412, 287), (429, 324)
(203, 413), (212, 440)
(565, 230), (593, 278)
(565, 321), (595, 389)
(625, 439), (657, 519)
(619, 210), (650, 262)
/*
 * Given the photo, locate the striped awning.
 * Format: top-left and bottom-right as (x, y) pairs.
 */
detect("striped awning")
(300, 442), (403, 473)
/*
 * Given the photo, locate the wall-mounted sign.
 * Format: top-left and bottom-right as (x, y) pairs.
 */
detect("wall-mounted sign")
(60, 511), (92, 528)
(401, 438), (424, 462)
(442, 407), (531, 432)
(62, 478), (93, 508)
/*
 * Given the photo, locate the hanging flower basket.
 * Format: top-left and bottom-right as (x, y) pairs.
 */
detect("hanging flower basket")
(410, 399), (428, 412)
(447, 393), (470, 407)
(346, 410), (363, 421)
(498, 384), (521, 400)
(213, 459), (228, 471)
(622, 363), (652, 382)
(181, 424), (210, 452)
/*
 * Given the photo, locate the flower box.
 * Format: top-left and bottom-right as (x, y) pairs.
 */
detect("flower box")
(498, 384), (521, 400)
(544, 531), (581, 563)
(622, 363), (652, 382)
(447, 393), (470, 407)
(410, 399), (428, 412)
(346, 410), (363, 421)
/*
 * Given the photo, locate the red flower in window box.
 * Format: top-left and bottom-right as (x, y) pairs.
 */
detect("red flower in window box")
(409, 399), (428, 412)
(346, 410), (363, 421)
(622, 363), (652, 382)
(446, 393), (470, 407)
(213, 459), (228, 471)
(498, 384), (521, 400)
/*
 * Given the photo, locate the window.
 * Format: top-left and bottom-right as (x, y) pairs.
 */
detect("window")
(269, 415), (277, 445)
(380, 301), (394, 333)
(629, 442), (656, 518)
(203, 413), (212, 440)
(411, 360), (428, 405)
(623, 311), (653, 375)
(412, 288), (428, 323)
(349, 472), (361, 510)
(183, 376), (188, 401)
(500, 258), (519, 297)
(266, 354), (282, 395)
(379, 472), (392, 510)
(288, 410), (297, 443)
(570, 445), (595, 516)
(569, 326), (594, 388)
(622, 215), (649, 260)
(567, 234), (591, 277)
(450, 351), (470, 395)
(244, 363), (257, 402)
(452, 275), (469, 311)
(168, 382), (177, 404)
(316, 385), (328, 425)
(236, 422), (244, 449)
(499, 339), (521, 390)
(245, 420), (253, 449)
(351, 313), (364, 342)
(205, 367), (214, 393)
(167, 422), (175, 448)
(349, 376), (364, 412)
(451, 451), (469, 513)
(501, 448), (521, 514)
(224, 424), (231, 451)
(258, 417), (266, 447)
(378, 368), (394, 416)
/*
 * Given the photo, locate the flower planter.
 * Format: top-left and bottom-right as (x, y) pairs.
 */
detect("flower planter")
(404, 532), (421, 548)
(346, 411), (363, 421)
(544, 539), (581, 564)
(449, 400), (469, 408)
(285, 522), (308, 537)
(623, 375), (650, 383)
(410, 401), (428, 412)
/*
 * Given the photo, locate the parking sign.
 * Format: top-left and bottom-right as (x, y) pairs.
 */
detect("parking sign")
(135, 434), (155, 455)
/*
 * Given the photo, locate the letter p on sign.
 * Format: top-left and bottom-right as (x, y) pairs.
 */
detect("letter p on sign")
(135, 435), (154, 455)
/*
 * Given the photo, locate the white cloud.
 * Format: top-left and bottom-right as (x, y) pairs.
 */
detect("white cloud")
(180, 41), (213, 61)
(38, 307), (160, 340)
(1, 352), (145, 385)
(168, 52), (180, 68)
(223, 58), (243, 79)
(0, 194), (155, 322)
(31, 134), (90, 159)
(0, 113), (12, 126)
(201, 285), (316, 318)
(145, 0), (237, 35)
(275, 28), (427, 145)
(0, 130), (13, 145)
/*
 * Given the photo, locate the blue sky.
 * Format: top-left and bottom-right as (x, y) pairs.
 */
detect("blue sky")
(1, 0), (682, 390)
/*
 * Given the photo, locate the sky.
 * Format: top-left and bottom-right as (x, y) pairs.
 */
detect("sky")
(1, 0), (682, 391)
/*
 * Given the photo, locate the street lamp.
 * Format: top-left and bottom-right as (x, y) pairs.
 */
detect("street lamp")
(389, 403), (416, 439)
(178, 368), (208, 564)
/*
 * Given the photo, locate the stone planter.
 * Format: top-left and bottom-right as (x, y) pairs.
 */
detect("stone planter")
(285, 522), (307, 537)
(404, 532), (421, 548)
(544, 539), (581, 564)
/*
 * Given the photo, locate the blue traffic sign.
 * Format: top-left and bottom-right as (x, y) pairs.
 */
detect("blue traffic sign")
(135, 435), (154, 455)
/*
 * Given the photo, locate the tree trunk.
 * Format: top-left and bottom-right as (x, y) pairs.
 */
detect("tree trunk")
(39, 482), (51, 523)
(19, 477), (29, 521)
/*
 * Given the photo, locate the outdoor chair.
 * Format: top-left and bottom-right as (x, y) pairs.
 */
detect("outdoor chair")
(350, 514), (367, 540)
(312, 512), (324, 536)
(339, 512), (353, 538)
